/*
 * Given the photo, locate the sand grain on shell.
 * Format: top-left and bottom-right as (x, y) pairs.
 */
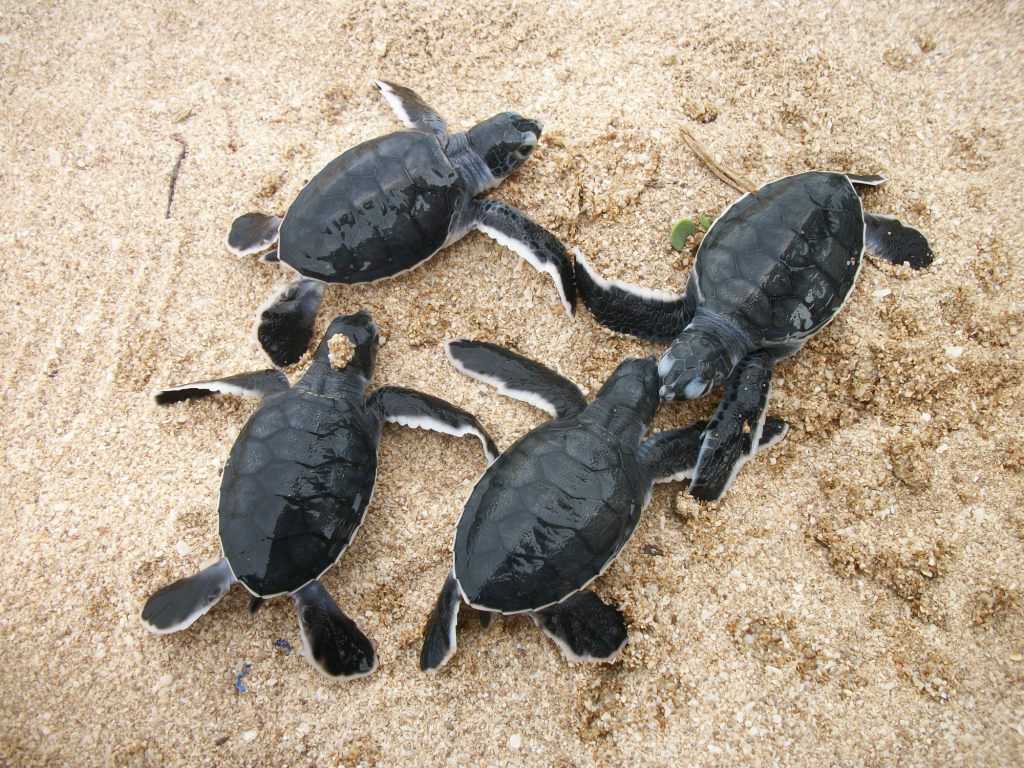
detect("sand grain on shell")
(1, 1), (1022, 766)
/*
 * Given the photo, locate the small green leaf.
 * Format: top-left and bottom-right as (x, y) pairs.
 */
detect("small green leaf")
(699, 213), (714, 231)
(670, 219), (696, 251)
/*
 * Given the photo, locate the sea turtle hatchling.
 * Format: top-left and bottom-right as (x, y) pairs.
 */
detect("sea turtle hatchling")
(419, 340), (788, 670)
(141, 311), (497, 679)
(227, 80), (575, 367)
(575, 171), (933, 501)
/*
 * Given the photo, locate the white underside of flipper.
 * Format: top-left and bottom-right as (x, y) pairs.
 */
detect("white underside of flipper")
(373, 80), (416, 128)
(155, 380), (262, 401)
(574, 249), (683, 303)
(476, 224), (573, 316)
(444, 341), (560, 418)
(383, 412), (498, 465)
(653, 467), (695, 485)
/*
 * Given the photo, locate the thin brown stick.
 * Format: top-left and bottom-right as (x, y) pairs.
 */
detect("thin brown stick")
(678, 125), (757, 194)
(165, 134), (188, 219)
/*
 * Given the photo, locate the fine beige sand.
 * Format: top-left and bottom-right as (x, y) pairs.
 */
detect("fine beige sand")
(2, 2), (1022, 765)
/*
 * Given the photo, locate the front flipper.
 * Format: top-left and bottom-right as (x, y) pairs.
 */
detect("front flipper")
(688, 352), (775, 501)
(257, 278), (326, 367)
(864, 213), (933, 270)
(420, 570), (461, 672)
(226, 213), (282, 258)
(374, 80), (448, 141)
(641, 417), (789, 485)
(294, 580), (377, 679)
(473, 199), (576, 316)
(368, 386), (499, 464)
(141, 558), (235, 635)
(845, 173), (887, 188)
(531, 590), (627, 663)
(446, 339), (587, 419)
(155, 369), (289, 405)
(575, 251), (695, 342)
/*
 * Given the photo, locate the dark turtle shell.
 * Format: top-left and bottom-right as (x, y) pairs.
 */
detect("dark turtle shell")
(218, 389), (378, 596)
(279, 131), (466, 283)
(454, 419), (644, 614)
(695, 171), (864, 344)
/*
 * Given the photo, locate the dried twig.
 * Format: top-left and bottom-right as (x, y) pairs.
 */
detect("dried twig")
(165, 134), (188, 219)
(678, 125), (757, 194)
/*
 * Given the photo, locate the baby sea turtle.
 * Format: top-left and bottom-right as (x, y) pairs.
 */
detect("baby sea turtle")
(141, 311), (496, 679)
(575, 171), (932, 501)
(227, 81), (575, 367)
(419, 341), (787, 670)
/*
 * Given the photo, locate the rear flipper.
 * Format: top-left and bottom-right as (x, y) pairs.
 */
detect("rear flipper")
(472, 199), (576, 316)
(532, 590), (627, 662)
(420, 570), (461, 672)
(154, 369), (289, 405)
(258, 278), (326, 368)
(141, 558), (235, 635)
(575, 251), (695, 342)
(226, 213), (282, 258)
(641, 417), (788, 484)
(294, 580), (377, 679)
(446, 339), (587, 419)
(368, 386), (499, 464)
(689, 351), (774, 502)
(864, 213), (933, 270)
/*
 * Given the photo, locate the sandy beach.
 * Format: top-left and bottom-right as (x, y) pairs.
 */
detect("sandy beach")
(1, 1), (1022, 765)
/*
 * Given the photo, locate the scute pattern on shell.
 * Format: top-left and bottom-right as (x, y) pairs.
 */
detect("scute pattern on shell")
(454, 420), (644, 614)
(696, 172), (865, 345)
(279, 131), (465, 283)
(219, 391), (378, 596)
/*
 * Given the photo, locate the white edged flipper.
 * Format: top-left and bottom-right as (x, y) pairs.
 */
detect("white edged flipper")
(473, 199), (576, 316)
(373, 80), (448, 140)
(574, 250), (694, 342)
(368, 385), (499, 464)
(226, 213), (282, 257)
(140, 558), (235, 635)
(445, 339), (587, 419)
(294, 580), (377, 680)
(689, 353), (775, 502)
(864, 213), (933, 270)
(154, 369), (289, 405)
(641, 417), (788, 487)
(531, 590), (627, 663)
(845, 173), (888, 188)
(419, 570), (461, 672)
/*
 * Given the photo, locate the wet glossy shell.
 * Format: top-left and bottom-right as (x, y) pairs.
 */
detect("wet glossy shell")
(279, 131), (465, 283)
(695, 172), (864, 344)
(454, 419), (644, 614)
(219, 390), (377, 596)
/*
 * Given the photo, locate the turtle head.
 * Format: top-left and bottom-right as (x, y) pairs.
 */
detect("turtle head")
(467, 112), (542, 180)
(595, 356), (661, 425)
(314, 310), (379, 377)
(657, 331), (732, 401)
